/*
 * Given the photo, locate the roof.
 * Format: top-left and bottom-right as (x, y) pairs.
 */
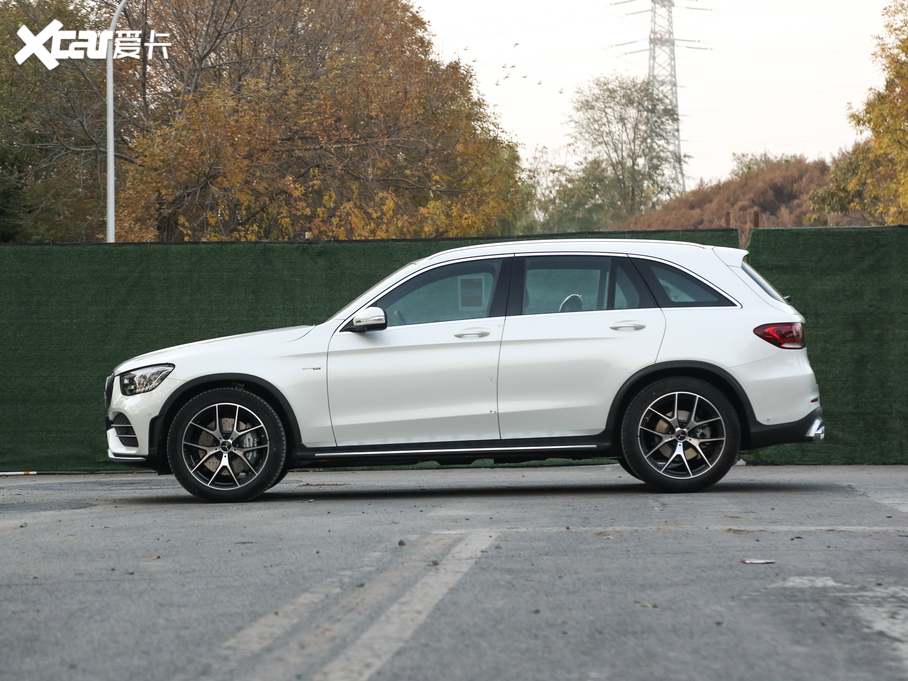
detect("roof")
(421, 238), (741, 265)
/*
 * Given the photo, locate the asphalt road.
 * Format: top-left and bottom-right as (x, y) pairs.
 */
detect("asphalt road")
(2, 464), (908, 681)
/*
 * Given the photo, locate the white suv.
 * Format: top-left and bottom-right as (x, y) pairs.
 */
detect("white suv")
(105, 239), (824, 502)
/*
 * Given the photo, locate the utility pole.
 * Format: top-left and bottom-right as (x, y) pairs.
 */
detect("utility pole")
(648, 0), (685, 191)
(107, 0), (130, 243)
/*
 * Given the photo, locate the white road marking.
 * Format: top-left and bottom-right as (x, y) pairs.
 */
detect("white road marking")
(428, 508), (491, 516)
(441, 524), (908, 534)
(242, 532), (464, 681)
(175, 523), (905, 681)
(856, 591), (908, 677)
(313, 530), (498, 681)
(169, 566), (375, 681)
(172, 536), (458, 681)
(771, 576), (845, 588)
(845, 479), (908, 514)
(768, 579), (908, 676)
(210, 581), (352, 673)
(871, 498), (908, 514)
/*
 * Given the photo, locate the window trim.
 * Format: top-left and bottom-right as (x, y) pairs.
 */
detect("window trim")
(630, 256), (738, 309)
(506, 254), (656, 317)
(344, 255), (514, 330)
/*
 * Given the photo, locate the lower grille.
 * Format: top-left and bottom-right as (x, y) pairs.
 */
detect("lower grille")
(112, 414), (139, 448)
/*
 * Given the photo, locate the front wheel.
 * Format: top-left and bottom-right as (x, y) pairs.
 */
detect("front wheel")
(167, 388), (287, 502)
(620, 378), (740, 493)
(615, 457), (640, 480)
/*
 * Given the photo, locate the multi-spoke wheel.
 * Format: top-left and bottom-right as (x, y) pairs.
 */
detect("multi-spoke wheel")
(620, 378), (740, 492)
(167, 388), (287, 502)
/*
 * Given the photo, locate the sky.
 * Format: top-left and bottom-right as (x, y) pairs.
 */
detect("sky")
(413, 0), (890, 184)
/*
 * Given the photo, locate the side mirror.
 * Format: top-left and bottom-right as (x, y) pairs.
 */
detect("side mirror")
(352, 307), (387, 332)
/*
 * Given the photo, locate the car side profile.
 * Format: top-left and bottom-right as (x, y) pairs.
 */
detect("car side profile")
(105, 239), (824, 502)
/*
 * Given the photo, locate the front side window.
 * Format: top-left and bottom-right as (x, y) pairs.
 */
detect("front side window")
(375, 259), (503, 327)
(518, 255), (654, 315)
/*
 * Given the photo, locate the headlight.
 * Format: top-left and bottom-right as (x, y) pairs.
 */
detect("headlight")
(119, 364), (175, 396)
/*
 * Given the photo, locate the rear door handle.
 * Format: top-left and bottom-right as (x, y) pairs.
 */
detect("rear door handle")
(610, 321), (646, 331)
(454, 328), (490, 338)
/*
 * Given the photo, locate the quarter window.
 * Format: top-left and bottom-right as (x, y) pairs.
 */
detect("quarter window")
(632, 259), (735, 308)
(742, 261), (788, 304)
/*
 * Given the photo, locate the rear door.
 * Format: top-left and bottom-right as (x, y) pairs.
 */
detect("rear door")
(497, 254), (666, 439)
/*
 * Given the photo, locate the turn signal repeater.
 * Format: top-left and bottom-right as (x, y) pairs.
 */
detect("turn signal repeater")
(754, 323), (805, 349)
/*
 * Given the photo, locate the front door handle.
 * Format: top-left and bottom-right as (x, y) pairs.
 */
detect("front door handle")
(454, 328), (490, 338)
(610, 321), (646, 331)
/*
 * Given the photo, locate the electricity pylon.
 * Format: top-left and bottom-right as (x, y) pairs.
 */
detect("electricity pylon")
(648, 0), (685, 191)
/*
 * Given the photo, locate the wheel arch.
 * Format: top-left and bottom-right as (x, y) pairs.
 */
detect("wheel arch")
(606, 361), (758, 452)
(148, 374), (303, 473)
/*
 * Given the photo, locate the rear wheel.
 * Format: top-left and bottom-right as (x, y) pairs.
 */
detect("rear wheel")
(620, 378), (740, 493)
(167, 388), (287, 502)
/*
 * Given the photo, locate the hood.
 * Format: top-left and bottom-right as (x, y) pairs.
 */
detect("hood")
(114, 325), (314, 374)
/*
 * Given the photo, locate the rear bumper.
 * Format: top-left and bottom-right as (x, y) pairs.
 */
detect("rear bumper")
(745, 406), (824, 451)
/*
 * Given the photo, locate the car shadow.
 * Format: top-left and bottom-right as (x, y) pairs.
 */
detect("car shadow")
(117, 476), (842, 506)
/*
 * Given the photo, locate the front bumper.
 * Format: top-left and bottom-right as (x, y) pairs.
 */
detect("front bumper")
(106, 375), (181, 469)
(107, 422), (170, 472)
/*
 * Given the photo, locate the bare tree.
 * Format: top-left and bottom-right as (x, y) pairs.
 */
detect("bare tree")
(567, 73), (683, 221)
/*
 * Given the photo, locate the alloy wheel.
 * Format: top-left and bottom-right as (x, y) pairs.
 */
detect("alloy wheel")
(635, 390), (727, 480)
(179, 402), (271, 490)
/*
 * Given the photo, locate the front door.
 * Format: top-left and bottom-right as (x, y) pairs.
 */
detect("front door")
(327, 257), (510, 446)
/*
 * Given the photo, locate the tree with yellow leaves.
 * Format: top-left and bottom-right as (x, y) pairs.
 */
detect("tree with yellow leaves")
(2, 0), (524, 242)
(809, 1), (908, 225)
(116, 0), (526, 241)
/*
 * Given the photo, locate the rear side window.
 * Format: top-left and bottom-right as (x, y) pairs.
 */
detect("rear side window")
(514, 255), (655, 315)
(632, 259), (735, 308)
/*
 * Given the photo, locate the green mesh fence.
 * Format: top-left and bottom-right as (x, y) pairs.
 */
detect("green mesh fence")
(743, 227), (908, 464)
(0, 227), (901, 472)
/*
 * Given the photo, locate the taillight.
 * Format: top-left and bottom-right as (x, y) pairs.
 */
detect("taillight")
(754, 322), (805, 349)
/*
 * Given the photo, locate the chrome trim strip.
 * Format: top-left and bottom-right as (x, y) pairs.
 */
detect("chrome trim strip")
(314, 444), (600, 458)
(107, 449), (147, 462)
(807, 419), (825, 441)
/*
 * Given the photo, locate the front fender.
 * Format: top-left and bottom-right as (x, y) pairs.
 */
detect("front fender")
(148, 374), (304, 466)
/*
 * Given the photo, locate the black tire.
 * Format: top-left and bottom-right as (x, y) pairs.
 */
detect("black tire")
(167, 388), (287, 502)
(268, 460), (294, 490)
(615, 457), (640, 479)
(620, 377), (740, 493)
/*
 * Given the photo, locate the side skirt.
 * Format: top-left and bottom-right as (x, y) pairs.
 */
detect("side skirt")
(291, 439), (613, 469)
